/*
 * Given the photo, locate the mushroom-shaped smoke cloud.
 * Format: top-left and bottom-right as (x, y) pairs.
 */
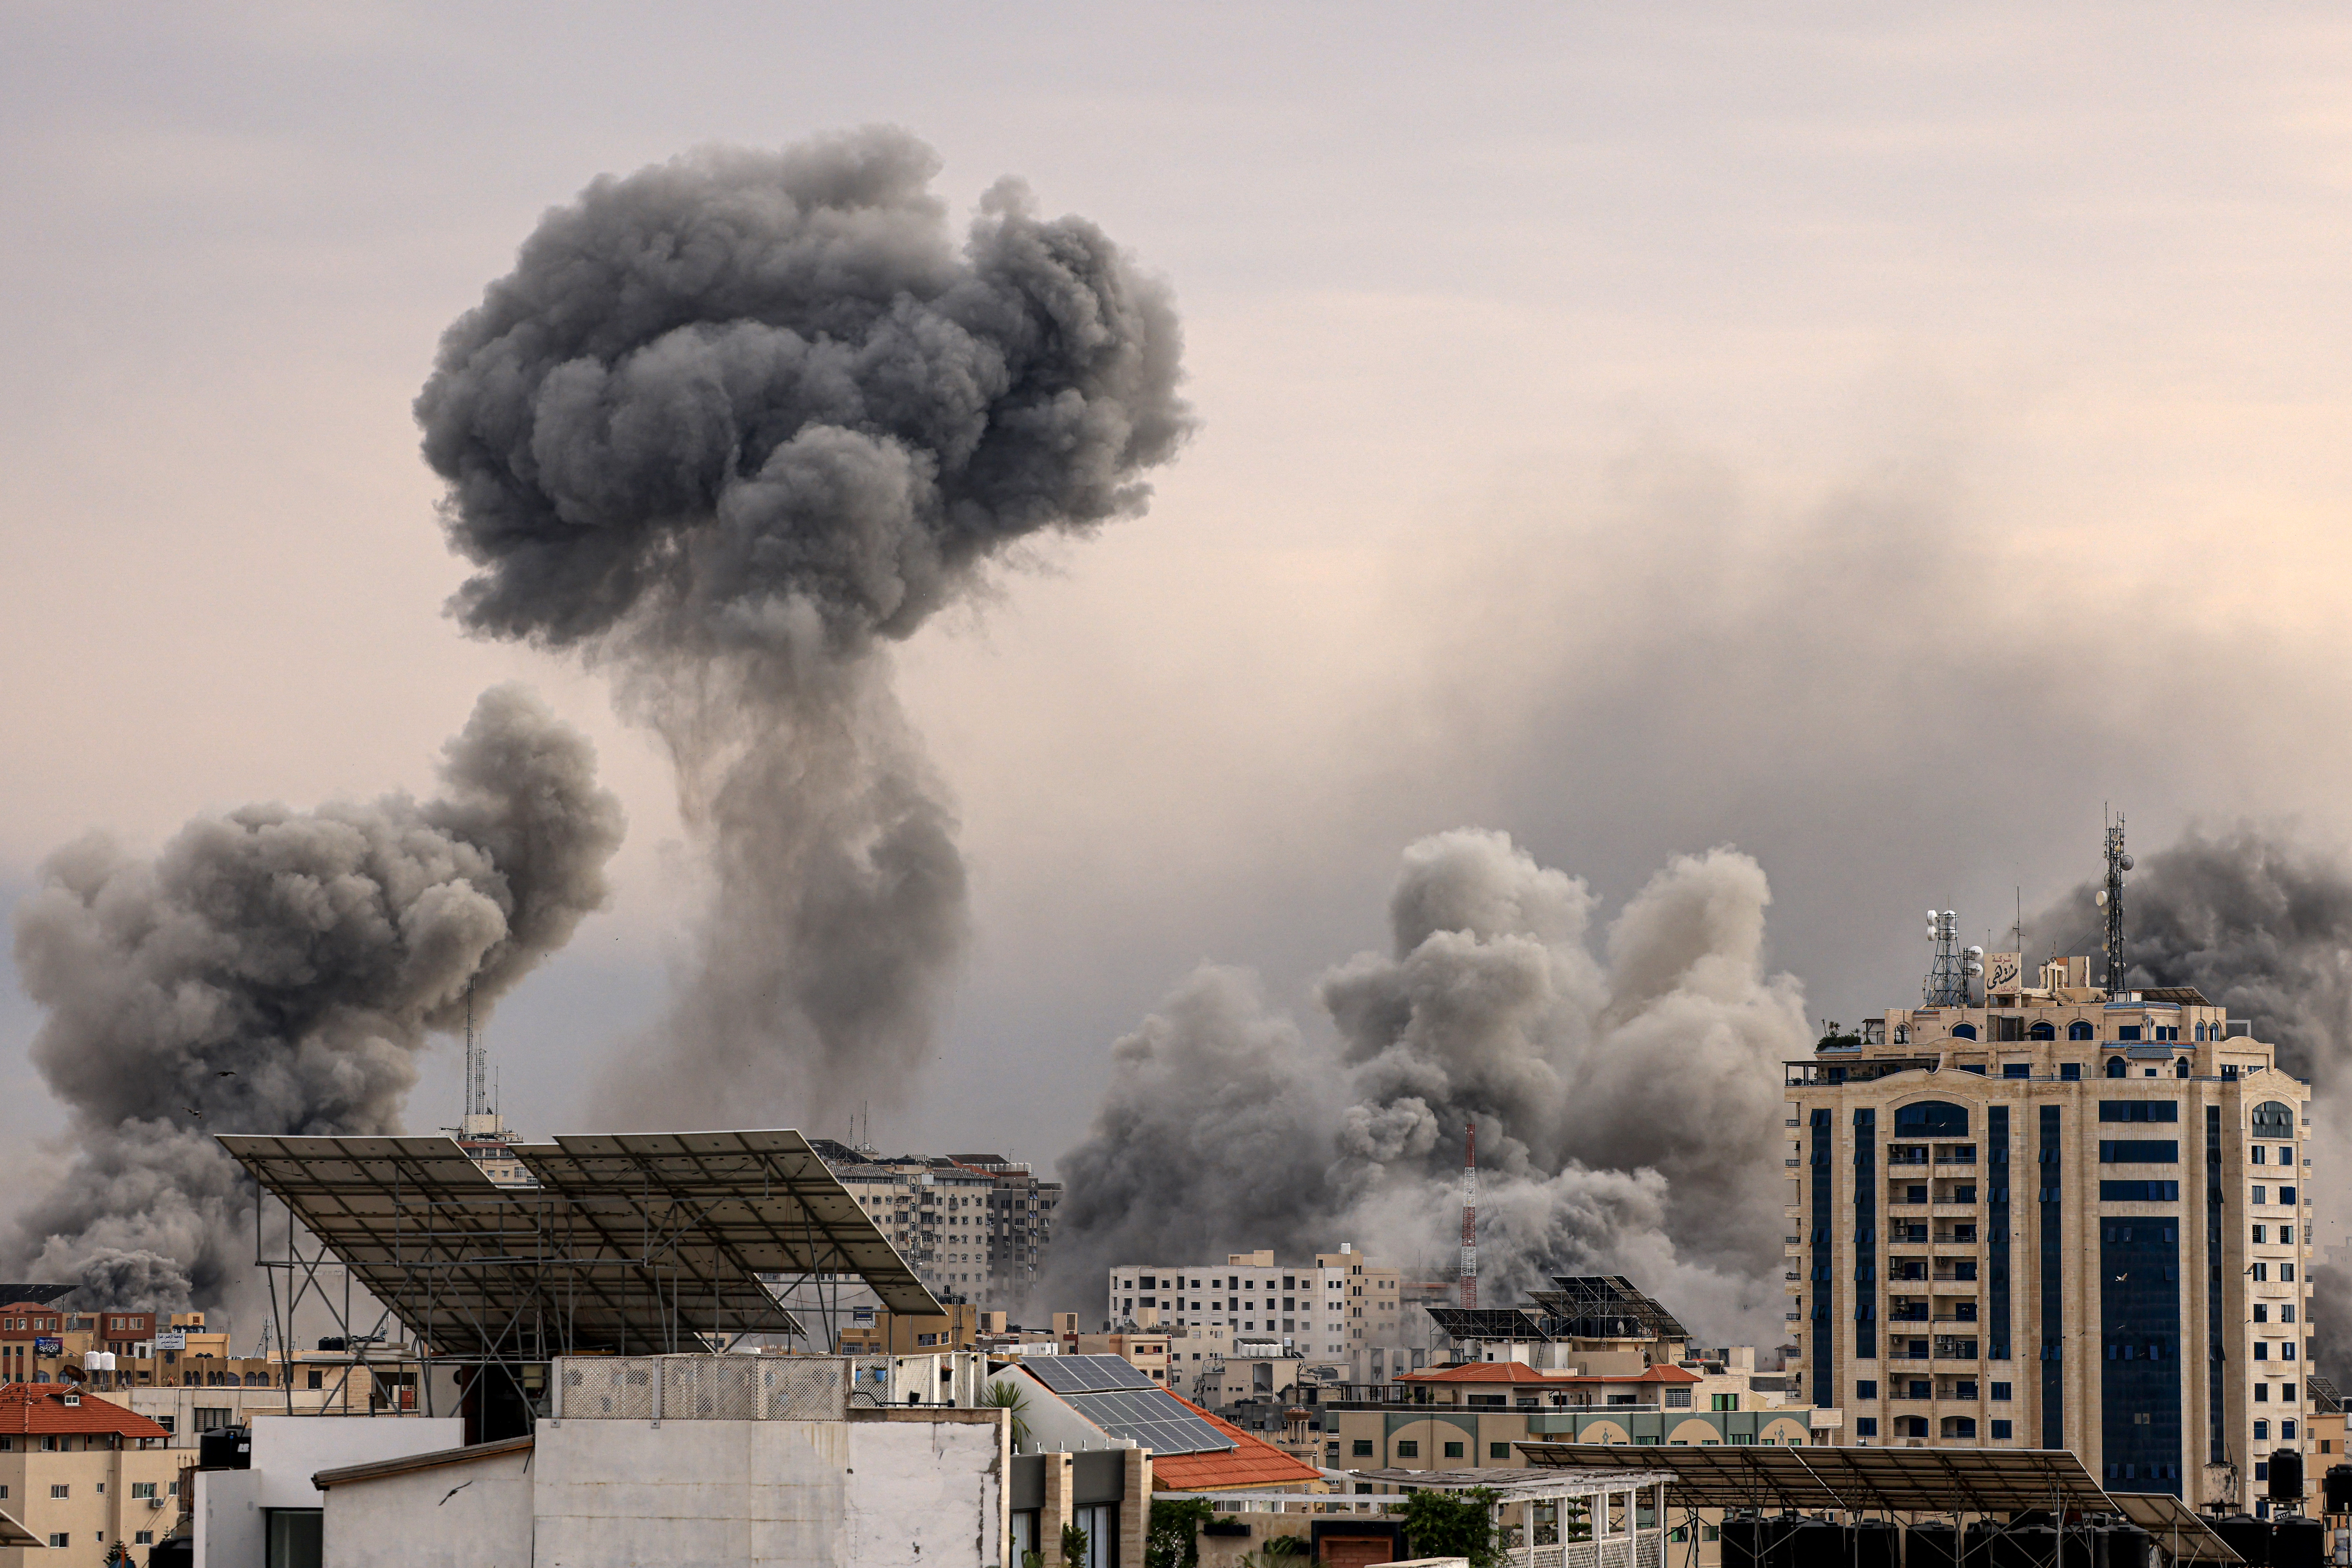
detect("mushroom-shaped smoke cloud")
(5, 685), (625, 1309)
(415, 127), (1192, 1128)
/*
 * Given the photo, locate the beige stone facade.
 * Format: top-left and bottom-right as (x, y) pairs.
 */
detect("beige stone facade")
(1789, 974), (2312, 1510)
(1106, 1248), (1403, 1382)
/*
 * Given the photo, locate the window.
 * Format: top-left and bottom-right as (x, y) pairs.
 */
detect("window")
(2253, 1264), (2269, 1282)
(2256, 1420), (2270, 1440)
(2070, 1022), (2095, 1040)
(1952, 1024), (1978, 1040)
(2061, 1063), (2082, 1081)
(2255, 1305), (2269, 1323)
(1991, 1421), (2013, 1439)
(47, 1537), (67, 1550)
(1395, 1441), (1418, 1458)
(2100, 1101), (2180, 1123)
(50, 1485), (68, 1499)
(2254, 1186), (2268, 1204)
(2099, 1181), (2180, 1201)
(2256, 1383), (2270, 1402)
(1857, 1380), (1878, 1399)
(2107, 1058), (2127, 1078)
(2030, 1022), (2056, 1041)
(1991, 1382), (2012, 1400)
(2003, 1064), (2030, 1079)
(1352, 1439), (1373, 1457)
(2100, 1140), (2179, 1163)
(1663, 1388), (1691, 1408)
(1443, 1441), (1464, 1458)
(2119, 1026), (2142, 1041)
(1490, 1442), (1511, 1459)
(131, 1483), (157, 1500)
(1712, 1394), (1740, 1411)
(2286, 1422), (2300, 1440)
(2254, 1226), (2268, 1244)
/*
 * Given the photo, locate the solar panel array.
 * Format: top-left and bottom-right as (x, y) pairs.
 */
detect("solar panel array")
(1063, 1388), (1235, 1456)
(1027, 1354), (1155, 1395)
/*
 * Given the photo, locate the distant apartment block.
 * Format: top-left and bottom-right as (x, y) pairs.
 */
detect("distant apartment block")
(810, 1140), (1061, 1308)
(1106, 1247), (1401, 1382)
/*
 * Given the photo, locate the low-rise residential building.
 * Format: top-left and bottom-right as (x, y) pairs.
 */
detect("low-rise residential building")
(1106, 1247), (1402, 1381)
(0, 1383), (178, 1563)
(1322, 1362), (1821, 1477)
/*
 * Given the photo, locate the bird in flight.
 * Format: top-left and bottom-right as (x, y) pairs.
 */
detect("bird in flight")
(182, 1107), (203, 1119)
(217, 1069), (238, 1078)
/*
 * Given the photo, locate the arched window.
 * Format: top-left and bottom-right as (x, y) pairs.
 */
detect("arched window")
(2176, 1059), (2191, 1079)
(2252, 1101), (2295, 1134)
(2107, 1057), (2128, 1079)
(1951, 1023), (1979, 1040)
(2028, 1021), (2056, 1040)
(2195, 1023), (2208, 1042)
(1894, 1101), (1971, 1137)
(1894, 1025), (1908, 1044)
(2069, 1021), (2095, 1040)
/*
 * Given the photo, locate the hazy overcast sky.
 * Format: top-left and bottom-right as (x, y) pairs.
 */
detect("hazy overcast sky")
(8, 3), (2352, 1174)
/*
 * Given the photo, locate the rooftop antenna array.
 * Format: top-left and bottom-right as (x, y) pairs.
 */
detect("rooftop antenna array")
(1922, 910), (1982, 1007)
(2100, 813), (2132, 994)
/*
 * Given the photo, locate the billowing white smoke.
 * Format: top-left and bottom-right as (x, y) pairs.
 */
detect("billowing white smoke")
(1052, 829), (1809, 1344)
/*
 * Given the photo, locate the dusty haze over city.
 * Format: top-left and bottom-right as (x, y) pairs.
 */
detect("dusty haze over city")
(8, 5), (2352, 1327)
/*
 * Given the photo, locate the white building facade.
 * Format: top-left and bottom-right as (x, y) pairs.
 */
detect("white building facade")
(1105, 1249), (1402, 1382)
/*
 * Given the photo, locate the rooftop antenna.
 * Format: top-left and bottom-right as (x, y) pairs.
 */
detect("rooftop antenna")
(2100, 814), (2132, 996)
(1458, 1122), (1479, 1311)
(463, 975), (488, 1121)
(1923, 910), (1979, 1005)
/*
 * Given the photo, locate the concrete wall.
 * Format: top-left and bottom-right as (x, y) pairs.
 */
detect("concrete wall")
(319, 1446), (532, 1568)
(846, 1410), (1008, 1568)
(198, 1417), (461, 1568)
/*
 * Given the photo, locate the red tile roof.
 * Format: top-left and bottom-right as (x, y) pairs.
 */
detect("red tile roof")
(1148, 1395), (1323, 1493)
(1399, 1362), (1699, 1385)
(0, 1384), (172, 1439)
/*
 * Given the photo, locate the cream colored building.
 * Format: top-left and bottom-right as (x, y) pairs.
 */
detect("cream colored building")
(1790, 956), (2312, 1511)
(1106, 1247), (1401, 1381)
(0, 1384), (180, 1566)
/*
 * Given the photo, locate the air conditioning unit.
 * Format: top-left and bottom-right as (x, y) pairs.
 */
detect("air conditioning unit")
(147, 1497), (166, 1509)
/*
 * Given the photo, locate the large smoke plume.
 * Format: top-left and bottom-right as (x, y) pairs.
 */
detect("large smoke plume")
(1050, 829), (1808, 1343)
(5, 686), (624, 1309)
(415, 127), (1190, 1128)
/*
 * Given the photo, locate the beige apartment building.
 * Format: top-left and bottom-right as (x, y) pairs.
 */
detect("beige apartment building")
(1789, 953), (2312, 1512)
(1106, 1247), (1402, 1381)
(0, 1384), (178, 1565)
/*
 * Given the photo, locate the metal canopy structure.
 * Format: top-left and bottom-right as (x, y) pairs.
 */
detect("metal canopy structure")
(222, 1128), (938, 1379)
(2106, 1495), (2245, 1564)
(515, 1132), (941, 1316)
(1515, 1442), (2112, 1515)
(1427, 1307), (1550, 1342)
(1526, 1276), (1692, 1341)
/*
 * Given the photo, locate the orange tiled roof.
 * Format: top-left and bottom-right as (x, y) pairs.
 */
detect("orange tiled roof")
(0, 1384), (171, 1439)
(1148, 1394), (1323, 1493)
(1399, 1362), (1700, 1385)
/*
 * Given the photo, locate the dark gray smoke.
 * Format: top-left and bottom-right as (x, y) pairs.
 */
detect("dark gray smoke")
(415, 127), (1191, 1128)
(2025, 823), (2352, 1379)
(2025, 825), (2352, 1089)
(1051, 830), (1802, 1342)
(5, 685), (625, 1309)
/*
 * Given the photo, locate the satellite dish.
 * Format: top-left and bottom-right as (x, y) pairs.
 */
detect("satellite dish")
(2120, 854), (2134, 872)
(2095, 890), (2109, 906)
(1927, 909), (1941, 922)
(1942, 910), (1956, 921)
(1964, 962), (1984, 976)
(1965, 945), (1984, 959)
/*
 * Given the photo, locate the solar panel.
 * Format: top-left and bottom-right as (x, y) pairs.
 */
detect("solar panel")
(1428, 1307), (1549, 1339)
(1062, 1387), (1235, 1456)
(1515, 1442), (2110, 1514)
(1028, 1354), (1155, 1395)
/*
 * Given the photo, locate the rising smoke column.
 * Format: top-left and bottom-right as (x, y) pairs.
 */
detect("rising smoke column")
(1052, 830), (1804, 1341)
(415, 128), (1191, 1127)
(5, 685), (625, 1308)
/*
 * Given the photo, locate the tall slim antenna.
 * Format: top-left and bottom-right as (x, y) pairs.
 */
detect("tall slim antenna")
(1458, 1122), (1479, 1311)
(2103, 816), (2131, 996)
(463, 976), (488, 1120)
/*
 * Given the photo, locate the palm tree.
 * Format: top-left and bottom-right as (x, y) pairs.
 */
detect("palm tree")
(982, 1378), (1033, 1451)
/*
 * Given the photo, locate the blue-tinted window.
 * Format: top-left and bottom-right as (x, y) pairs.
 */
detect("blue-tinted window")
(2061, 1063), (2082, 1081)
(1991, 1421), (2013, 1439)
(1952, 1024), (1979, 1040)
(2070, 1022), (2095, 1040)
(2119, 1026), (2142, 1041)
(2100, 1141), (2180, 1163)
(2003, 1064), (2030, 1079)
(1857, 1381), (1877, 1399)
(1854, 1418), (1878, 1437)
(2107, 1058), (2127, 1078)
(2103, 1204), (2183, 1495)
(1895, 1102), (1970, 1136)
(2100, 1180), (2180, 1201)
(2029, 1022), (2055, 1040)
(1990, 1382), (2011, 1400)
(2100, 1101), (2180, 1122)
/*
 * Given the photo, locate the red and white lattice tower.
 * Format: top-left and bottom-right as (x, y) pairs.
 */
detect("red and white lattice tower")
(1458, 1121), (1479, 1310)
